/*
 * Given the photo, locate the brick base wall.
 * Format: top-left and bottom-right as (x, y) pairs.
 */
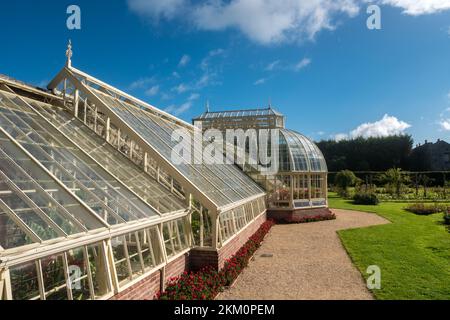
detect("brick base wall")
(111, 212), (267, 300)
(217, 212), (267, 269)
(190, 212), (267, 271)
(111, 252), (189, 300)
(267, 207), (333, 223)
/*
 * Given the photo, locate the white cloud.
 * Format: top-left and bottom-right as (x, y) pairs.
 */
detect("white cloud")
(440, 119), (450, 131)
(188, 93), (200, 101)
(165, 101), (193, 116)
(172, 83), (190, 94)
(179, 54), (191, 67)
(127, 0), (186, 20)
(439, 107), (450, 131)
(128, 77), (153, 90)
(294, 58), (311, 71)
(190, 0), (360, 44)
(333, 114), (411, 140)
(265, 60), (281, 71)
(161, 92), (172, 100)
(201, 48), (225, 71)
(380, 0), (450, 15)
(128, 0), (450, 44)
(196, 73), (213, 88)
(145, 85), (160, 96)
(333, 133), (348, 142)
(128, 0), (360, 44)
(254, 78), (267, 85)
(350, 114), (411, 138)
(334, 133), (349, 142)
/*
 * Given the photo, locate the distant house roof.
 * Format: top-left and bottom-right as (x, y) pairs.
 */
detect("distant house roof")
(194, 107), (284, 120)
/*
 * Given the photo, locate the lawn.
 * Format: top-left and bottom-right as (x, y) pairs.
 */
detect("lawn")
(328, 194), (450, 300)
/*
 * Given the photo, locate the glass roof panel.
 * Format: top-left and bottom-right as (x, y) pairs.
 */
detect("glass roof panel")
(279, 129), (327, 173)
(92, 90), (264, 208)
(0, 132), (106, 232)
(0, 93), (163, 222)
(0, 208), (33, 250)
(195, 108), (283, 120)
(26, 100), (186, 214)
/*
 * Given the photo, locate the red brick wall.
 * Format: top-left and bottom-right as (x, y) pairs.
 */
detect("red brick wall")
(111, 252), (189, 300)
(111, 213), (267, 300)
(189, 249), (218, 271)
(217, 212), (267, 269)
(165, 252), (190, 282)
(110, 270), (161, 300)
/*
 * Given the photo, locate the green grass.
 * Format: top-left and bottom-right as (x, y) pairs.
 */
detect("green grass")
(329, 193), (450, 300)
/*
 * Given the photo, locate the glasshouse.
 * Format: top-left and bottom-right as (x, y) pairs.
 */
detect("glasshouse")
(0, 45), (268, 300)
(0, 44), (328, 300)
(193, 108), (330, 221)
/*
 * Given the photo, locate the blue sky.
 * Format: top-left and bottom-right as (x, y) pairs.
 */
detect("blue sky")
(0, 1), (450, 144)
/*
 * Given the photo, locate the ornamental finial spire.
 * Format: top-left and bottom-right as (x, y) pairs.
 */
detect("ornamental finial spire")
(206, 100), (210, 113)
(66, 40), (73, 67)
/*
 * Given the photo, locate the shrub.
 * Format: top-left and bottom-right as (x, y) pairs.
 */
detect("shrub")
(156, 220), (275, 300)
(353, 192), (379, 205)
(405, 203), (447, 215)
(444, 211), (450, 225)
(334, 170), (357, 198)
(278, 213), (336, 224)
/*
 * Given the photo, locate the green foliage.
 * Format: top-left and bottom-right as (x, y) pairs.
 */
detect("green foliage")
(334, 170), (357, 198)
(405, 203), (448, 215)
(317, 135), (413, 172)
(353, 191), (379, 205)
(444, 212), (450, 225)
(382, 168), (410, 199)
(157, 220), (275, 300)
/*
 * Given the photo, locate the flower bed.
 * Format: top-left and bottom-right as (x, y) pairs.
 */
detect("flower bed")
(277, 213), (336, 224)
(405, 203), (448, 215)
(156, 220), (275, 300)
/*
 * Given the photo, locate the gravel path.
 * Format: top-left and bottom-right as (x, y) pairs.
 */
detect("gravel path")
(218, 209), (390, 300)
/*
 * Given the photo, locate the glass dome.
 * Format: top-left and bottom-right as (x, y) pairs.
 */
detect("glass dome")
(278, 129), (327, 173)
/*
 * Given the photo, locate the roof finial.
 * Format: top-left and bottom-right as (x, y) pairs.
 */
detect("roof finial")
(206, 100), (210, 113)
(66, 39), (73, 68)
(268, 97), (272, 109)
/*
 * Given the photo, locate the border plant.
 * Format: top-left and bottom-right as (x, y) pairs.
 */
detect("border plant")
(156, 220), (275, 300)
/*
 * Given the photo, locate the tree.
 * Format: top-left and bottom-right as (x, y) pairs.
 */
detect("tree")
(420, 175), (434, 198)
(383, 168), (409, 198)
(317, 135), (413, 172)
(334, 170), (358, 198)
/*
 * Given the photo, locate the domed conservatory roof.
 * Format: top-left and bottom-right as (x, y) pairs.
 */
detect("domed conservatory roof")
(278, 129), (328, 173)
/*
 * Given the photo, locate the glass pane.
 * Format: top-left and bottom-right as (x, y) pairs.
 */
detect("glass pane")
(163, 224), (174, 257)
(111, 236), (129, 283)
(0, 211), (32, 249)
(138, 229), (155, 270)
(10, 261), (40, 300)
(149, 227), (164, 266)
(87, 243), (110, 298)
(66, 247), (90, 300)
(177, 219), (188, 250)
(126, 233), (143, 277)
(41, 254), (68, 300)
